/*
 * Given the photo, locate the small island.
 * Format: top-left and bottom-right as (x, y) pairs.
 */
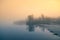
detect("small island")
(26, 14), (60, 37)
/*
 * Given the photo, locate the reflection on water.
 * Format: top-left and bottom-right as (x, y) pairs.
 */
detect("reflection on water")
(27, 23), (50, 32)
(27, 25), (45, 32)
(0, 23), (60, 40)
(28, 25), (35, 32)
(27, 24), (60, 37)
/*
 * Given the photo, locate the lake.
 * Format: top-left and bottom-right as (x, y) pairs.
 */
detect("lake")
(0, 23), (60, 40)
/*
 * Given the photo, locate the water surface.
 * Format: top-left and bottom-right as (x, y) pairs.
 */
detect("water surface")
(0, 22), (60, 40)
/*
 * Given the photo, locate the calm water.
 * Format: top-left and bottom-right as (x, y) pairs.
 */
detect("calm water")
(0, 23), (60, 40)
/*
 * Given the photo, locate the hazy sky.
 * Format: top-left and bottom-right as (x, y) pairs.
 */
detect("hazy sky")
(0, 0), (60, 22)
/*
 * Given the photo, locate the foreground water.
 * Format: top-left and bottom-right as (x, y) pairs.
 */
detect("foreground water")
(0, 23), (60, 40)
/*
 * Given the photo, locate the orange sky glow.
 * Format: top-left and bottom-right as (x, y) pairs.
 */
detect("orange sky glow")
(0, 0), (60, 22)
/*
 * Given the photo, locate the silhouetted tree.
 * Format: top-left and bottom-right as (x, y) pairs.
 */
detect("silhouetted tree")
(26, 15), (34, 25)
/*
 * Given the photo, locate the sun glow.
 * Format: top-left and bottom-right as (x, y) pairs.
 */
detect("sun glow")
(0, 0), (60, 21)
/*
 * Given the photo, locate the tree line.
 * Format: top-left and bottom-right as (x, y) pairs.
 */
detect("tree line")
(26, 14), (60, 25)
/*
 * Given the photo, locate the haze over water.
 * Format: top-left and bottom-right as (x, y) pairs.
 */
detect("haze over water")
(0, 0), (60, 40)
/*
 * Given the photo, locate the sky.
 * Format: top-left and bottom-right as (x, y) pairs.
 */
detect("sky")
(0, 0), (60, 22)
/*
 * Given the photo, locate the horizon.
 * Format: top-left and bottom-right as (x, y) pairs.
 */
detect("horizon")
(0, 0), (60, 40)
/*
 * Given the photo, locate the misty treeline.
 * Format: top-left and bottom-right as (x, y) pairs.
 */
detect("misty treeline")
(26, 14), (60, 25)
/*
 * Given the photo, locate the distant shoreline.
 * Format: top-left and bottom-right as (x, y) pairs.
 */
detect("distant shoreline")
(14, 20), (26, 25)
